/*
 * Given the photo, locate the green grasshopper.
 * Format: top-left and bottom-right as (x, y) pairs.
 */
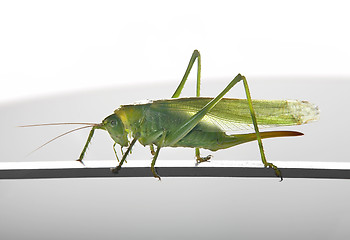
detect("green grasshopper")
(23, 50), (319, 180)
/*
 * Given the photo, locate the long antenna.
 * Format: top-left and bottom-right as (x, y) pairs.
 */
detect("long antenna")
(19, 123), (97, 127)
(27, 125), (94, 155)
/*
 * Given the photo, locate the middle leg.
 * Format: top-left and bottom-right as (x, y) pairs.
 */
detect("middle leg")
(171, 50), (211, 162)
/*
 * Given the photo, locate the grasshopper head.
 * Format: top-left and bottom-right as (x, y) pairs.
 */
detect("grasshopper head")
(102, 114), (129, 147)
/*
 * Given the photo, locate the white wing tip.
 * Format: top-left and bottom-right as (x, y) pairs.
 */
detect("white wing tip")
(288, 100), (320, 124)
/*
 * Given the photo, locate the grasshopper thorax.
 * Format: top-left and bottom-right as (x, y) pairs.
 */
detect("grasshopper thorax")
(102, 114), (129, 147)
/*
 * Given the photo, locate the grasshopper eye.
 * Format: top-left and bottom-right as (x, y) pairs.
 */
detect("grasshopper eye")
(110, 120), (116, 126)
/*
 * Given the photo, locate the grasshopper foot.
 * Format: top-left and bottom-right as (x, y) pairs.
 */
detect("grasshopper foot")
(110, 166), (121, 173)
(265, 162), (283, 181)
(154, 175), (161, 181)
(76, 159), (85, 166)
(151, 168), (161, 181)
(196, 155), (212, 165)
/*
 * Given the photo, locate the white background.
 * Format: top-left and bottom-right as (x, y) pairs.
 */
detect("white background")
(1, 1), (350, 240)
(1, 0), (349, 102)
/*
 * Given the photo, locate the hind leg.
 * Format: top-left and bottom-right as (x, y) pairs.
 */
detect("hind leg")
(166, 73), (282, 180)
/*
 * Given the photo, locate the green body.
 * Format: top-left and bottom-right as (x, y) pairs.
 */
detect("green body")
(103, 97), (317, 151)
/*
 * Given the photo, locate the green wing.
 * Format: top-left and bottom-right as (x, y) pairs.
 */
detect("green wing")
(149, 97), (319, 132)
